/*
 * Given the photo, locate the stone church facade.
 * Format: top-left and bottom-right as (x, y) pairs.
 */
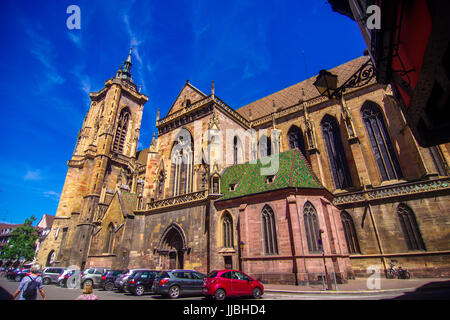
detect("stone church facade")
(36, 51), (450, 284)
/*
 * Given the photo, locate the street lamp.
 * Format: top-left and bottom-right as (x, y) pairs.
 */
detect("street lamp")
(313, 70), (338, 99)
(318, 229), (332, 290)
(313, 58), (375, 100)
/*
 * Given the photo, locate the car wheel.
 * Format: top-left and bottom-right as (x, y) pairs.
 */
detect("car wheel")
(135, 285), (145, 296)
(58, 280), (65, 288)
(104, 282), (115, 291)
(214, 288), (226, 301)
(42, 277), (51, 285)
(15, 275), (21, 282)
(252, 287), (262, 299)
(169, 285), (181, 299)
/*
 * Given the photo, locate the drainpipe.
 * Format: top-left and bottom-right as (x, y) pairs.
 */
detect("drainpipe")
(364, 185), (387, 275)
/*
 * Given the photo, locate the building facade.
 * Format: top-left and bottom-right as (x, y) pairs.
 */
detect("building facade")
(36, 53), (450, 283)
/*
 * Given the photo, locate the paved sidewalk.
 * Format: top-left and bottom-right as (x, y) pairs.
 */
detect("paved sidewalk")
(264, 277), (450, 294)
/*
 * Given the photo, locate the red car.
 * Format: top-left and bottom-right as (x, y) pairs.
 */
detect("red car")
(202, 270), (264, 300)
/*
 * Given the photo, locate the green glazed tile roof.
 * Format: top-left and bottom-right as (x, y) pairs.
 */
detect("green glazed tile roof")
(219, 149), (323, 201)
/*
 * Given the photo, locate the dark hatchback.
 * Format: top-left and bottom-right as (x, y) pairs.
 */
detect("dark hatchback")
(152, 270), (206, 299)
(12, 269), (31, 282)
(125, 270), (159, 296)
(100, 270), (126, 291)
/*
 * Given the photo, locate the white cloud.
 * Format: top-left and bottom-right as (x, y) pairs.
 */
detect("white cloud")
(67, 31), (82, 49)
(23, 21), (65, 90)
(24, 169), (43, 181)
(43, 191), (60, 201)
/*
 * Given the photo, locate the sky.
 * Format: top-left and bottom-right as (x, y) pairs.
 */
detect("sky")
(0, 0), (366, 225)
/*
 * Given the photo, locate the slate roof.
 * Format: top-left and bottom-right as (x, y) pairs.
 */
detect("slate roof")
(236, 56), (370, 120)
(219, 149), (324, 201)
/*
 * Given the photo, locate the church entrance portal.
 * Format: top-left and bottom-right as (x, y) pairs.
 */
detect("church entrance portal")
(159, 224), (186, 269)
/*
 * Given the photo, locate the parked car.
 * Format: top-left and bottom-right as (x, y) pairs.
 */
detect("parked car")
(42, 267), (66, 285)
(152, 270), (206, 299)
(57, 269), (78, 288)
(13, 268), (31, 282)
(100, 270), (126, 291)
(80, 267), (110, 288)
(202, 270), (264, 300)
(125, 270), (159, 296)
(115, 269), (146, 292)
(6, 268), (20, 280)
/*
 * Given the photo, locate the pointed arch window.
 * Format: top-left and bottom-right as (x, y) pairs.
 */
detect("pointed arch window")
(262, 205), (278, 255)
(233, 136), (239, 165)
(341, 211), (360, 254)
(259, 135), (272, 158)
(287, 125), (307, 158)
(171, 129), (194, 196)
(321, 115), (353, 189)
(222, 212), (234, 248)
(361, 102), (402, 181)
(397, 204), (425, 251)
(429, 146), (448, 176)
(113, 108), (131, 154)
(104, 223), (115, 253)
(304, 201), (320, 253)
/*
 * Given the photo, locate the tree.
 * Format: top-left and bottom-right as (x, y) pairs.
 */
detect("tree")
(0, 216), (38, 262)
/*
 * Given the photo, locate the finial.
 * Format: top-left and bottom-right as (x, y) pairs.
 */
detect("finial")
(156, 107), (160, 122)
(126, 47), (132, 63)
(211, 80), (215, 96)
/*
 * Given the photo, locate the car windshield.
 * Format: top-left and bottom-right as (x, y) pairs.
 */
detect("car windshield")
(206, 271), (218, 278)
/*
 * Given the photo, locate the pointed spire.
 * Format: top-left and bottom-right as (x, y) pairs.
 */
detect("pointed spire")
(118, 47), (133, 82)
(156, 107), (160, 122)
(126, 47), (132, 63)
(211, 80), (215, 97)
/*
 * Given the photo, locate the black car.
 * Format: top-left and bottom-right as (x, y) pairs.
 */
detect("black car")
(125, 270), (159, 296)
(100, 270), (126, 291)
(152, 270), (206, 299)
(6, 268), (19, 280)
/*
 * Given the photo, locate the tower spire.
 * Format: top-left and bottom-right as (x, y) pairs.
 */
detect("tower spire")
(118, 47), (133, 82)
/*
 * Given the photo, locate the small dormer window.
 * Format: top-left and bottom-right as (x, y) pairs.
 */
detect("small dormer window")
(229, 183), (237, 191)
(266, 175), (275, 184)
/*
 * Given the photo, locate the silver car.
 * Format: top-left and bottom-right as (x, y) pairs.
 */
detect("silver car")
(42, 267), (66, 285)
(80, 267), (110, 288)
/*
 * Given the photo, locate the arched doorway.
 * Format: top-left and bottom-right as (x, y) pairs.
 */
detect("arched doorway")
(46, 250), (55, 267)
(158, 224), (187, 269)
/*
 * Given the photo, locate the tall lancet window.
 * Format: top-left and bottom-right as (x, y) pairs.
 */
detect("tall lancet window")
(397, 204), (426, 251)
(233, 136), (243, 165)
(361, 102), (402, 181)
(341, 211), (360, 254)
(287, 125), (307, 158)
(262, 205), (278, 255)
(222, 212), (234, 248)
(304, 201), (320, 253)
(171, 129), (194, 196)
(321, 115), (353, 189)
(113, 108), (131, 154)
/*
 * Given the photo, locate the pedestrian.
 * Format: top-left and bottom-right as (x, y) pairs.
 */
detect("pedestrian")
(12, 264), (46, 300)
(76, 283), (98, 300)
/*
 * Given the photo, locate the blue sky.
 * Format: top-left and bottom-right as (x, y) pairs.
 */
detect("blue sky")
(0, 0), (366, 225)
